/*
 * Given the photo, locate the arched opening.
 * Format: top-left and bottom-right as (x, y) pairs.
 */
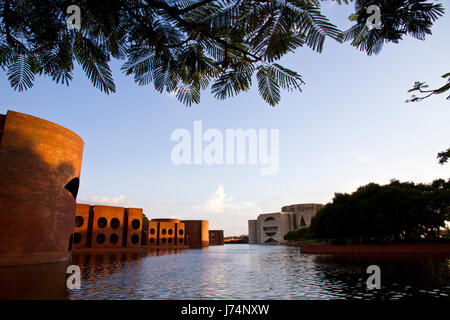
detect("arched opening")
(264, 217), (276, 222)
(110, 218), (120, 229)
(75, 216), (84, 228)
(264, 238), (278, 244)
(73, 233), (82, 244)
(110, 234), (119, 244)
(64, 177), (80, 199)
(300, 216), (306, 227)
(131, 219), (140, 229)
(131, 234), (139, 244)
(96, 233), (106, 244)
(97, 217), (107, 228)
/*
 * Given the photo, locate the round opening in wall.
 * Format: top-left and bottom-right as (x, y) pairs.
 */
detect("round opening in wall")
(168, 229), (173, 235)
(110, 234), (119, 244)
(149, 238), (155, 244)
(73, 233), (82, 244)
(150, 228), (155, 235)
(110, 218), (120, 229)
(179, 238), (183, 244)
(131, 219), (140, 229)
(168, 238), (173, 244)
(96, 233), (106, 244)
(162, 229), (167, 235)
(161, 238), (167, 244)
(75, 216), (84, 228)
(131, 234), (140, 244)
(179, 229), (184, 235)
(97, 218), (107, 228)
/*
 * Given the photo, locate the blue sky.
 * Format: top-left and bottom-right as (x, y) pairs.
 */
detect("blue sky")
(1, 3), (449, 236)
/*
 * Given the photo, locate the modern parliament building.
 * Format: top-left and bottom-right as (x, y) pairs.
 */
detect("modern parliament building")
(248, 203), (323, 244)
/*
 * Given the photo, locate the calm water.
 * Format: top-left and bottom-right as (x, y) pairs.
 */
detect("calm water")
(1, 244), (450, 299)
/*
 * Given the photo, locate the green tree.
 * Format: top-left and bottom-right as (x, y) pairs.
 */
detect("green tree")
(0, 0), (444, 106)
(309, 179), (450, 242)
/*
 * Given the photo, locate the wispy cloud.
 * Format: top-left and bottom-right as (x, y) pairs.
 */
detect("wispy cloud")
(78, 194), (133, 207)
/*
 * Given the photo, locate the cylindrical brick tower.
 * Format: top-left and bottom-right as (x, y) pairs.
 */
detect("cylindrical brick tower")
(0, 110), (84, 266)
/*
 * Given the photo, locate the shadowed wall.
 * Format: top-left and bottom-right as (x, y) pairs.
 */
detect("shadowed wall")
(0, 110), (84, 266)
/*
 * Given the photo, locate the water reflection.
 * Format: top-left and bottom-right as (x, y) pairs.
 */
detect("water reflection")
(0, 245), (449, 300)
(0, 261), (68, 299)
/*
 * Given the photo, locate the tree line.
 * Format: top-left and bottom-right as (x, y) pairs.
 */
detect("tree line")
(284, 179), (450, 243)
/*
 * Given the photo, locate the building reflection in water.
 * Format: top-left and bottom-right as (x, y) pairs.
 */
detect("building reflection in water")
(312, 254), (450, 300)
(0, 261), (69, 300)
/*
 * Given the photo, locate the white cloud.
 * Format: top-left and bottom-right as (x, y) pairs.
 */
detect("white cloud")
(144, 185), (262, 236)
(78, 194), (132, 207)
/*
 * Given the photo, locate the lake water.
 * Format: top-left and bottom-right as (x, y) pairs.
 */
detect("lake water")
(1, 244), (449, 299)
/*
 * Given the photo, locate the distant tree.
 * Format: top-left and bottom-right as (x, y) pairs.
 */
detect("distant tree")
(283, 227), (311, 242)
(0, 0), (444, 106)
(309, 179), (450, 242)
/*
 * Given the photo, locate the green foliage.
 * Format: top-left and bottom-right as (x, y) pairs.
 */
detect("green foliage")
(0, 0), (444, 105)
(309, 179), (450, 242)
(406, 72), (450, 103)
(437, 148), (450, 165)
(343, 0), (444, 55)
(283, 227), (311, 242)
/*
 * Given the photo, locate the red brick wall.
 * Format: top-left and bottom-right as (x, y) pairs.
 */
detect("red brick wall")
(0, 111), (84, 266)
(182, 220), (209, 248)
(127, 208), (143, 248)
(91, 205), (125, 249)
(73, 204), (91, 250)
(209, 230), (224, 245)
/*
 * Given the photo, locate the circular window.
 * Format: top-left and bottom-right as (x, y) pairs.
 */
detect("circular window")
(96, 233), (105, 244)
(131, 219), (141, 229)
(149, 238), (155, 244)
(110, 218), (120, 229)
(161, 238), (167, 244)
(179, 238), (183, 244)
(97, 217), (107, 228)
(150, 228), (155, 235)
(131, 219), (140, 229)
(179, 229), (184, 235)
(109, 234), (119, 244)
(131, 234), (140, 244)
(73, 233), (82, 244)
(75, 216), (84, 228)
(168, 238), (173, 244)
(162, 229), (167, 235)
(168, 229), (173, 235)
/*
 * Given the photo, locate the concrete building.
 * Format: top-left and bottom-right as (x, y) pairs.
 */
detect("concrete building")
(73, 205), (191, 250)
(248, 203), (323, 244)
(73, 204), (147, 251)
(148, 219), (187, 248)
(0, 111), (84, 266)
(209, 230), (224, 245)
(181, 220), (209, 248)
